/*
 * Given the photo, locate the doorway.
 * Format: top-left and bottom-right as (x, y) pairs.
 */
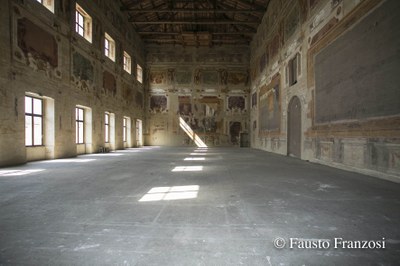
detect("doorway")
(287, 96), (301, 158)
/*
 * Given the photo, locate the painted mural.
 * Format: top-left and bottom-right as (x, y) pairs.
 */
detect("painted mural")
(103, 71), (117, 96)
(17, 18), (58, 67)
(72, 52), (93, 82)
(259, 75), (281, 132)
(228, 72), (248, 85)
(202, 71), (219, 85)
(285, 4), (300, 40)
(149, 71), (167, 84)
(135, 91), (143, 109)
(175, 71), (192, 84)
(228, 96), (245, 112)
(150, 95), (167, 113)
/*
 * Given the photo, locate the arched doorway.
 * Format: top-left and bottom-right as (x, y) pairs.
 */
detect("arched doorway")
(287, 96), (301, 158)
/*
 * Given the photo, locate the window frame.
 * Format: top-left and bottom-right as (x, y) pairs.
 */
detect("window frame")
(105, 112), (110, 143)
(25, 96), (43, 147)
(123, 117), (128, 142)
(137, 64), (143, 83)
(123, 51), (132, 74)
(35, 0), (54, 13)
(75, 107), (85, 144)
(104, 33), (116, 62)
(75, 3), (92, 43)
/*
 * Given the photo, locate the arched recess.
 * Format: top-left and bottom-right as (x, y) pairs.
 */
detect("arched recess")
(287, 96), (301, 158)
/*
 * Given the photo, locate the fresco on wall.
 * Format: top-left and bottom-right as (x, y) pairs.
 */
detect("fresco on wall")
(17, 18), (58, 68)
(269, 33), (281, 59)
(228, 72), (248, 85)
(252, 92), (257, 108)
(228, 96), (245, 112)
(229, 122), (242, 145)
(202, 71), (219, 85)
(175, 71), (192, 84)
(150, 95), (167, 113)
(219, 69), (228, 85)
(149, 71), (167, 84)
(178, 96), (192, 116)
(259, 53), (267, 73)
(285, 4), (300, 40)
(73, 52), (93, 82)
(103, 71), (117, 96)
(122, 82), (132, 104)
(135, 91), (143, 109)
(259, 74), (281, 131)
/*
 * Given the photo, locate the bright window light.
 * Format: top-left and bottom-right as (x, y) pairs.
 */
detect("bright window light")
(0, 169), (45, 176)
(46, 159), (96, 163)
(179, 117), (207, 148)
(184, 157), (205, 161)
(190, 153), (207, 156)
(139, 185), (199, 202)
(172, 166), (203, 172)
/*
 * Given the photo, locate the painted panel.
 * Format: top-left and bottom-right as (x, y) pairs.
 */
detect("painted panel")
(73, 52), (93, 82)
(103, 71), (116, 96)
(150, 95), (167, 113)
(315, 0), (400, 123)
(17, 18), (58, 67)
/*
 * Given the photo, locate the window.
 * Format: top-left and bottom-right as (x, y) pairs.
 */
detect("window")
(25, 96), (43, 146)
(104, 33), (116, 62)
(35, 0), (54, 12)
(75, 4), (92, 43)
(76, 107), (84, 144)
(123, 117), (127, 142)
(287, 53), (301, 86)
(105, 113), (110, 143)
(137, 64), (143, 83)
(123, 52), (131, 74)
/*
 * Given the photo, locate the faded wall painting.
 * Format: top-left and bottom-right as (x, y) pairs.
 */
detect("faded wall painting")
(252, 92), (257, 108)
(285, 4), (300, 40)
(17, 18), (58, 67)
(73, 52), (93, 82)
(228, 96), (245, 112)
(150, 95), (167, 113)
(149, 71), (167, 84)
(315, 0), (400, 123)
(259, 53), (267, 73)
(175, 71), (192, 84)
(103, 71), (117, 96)
(229, 122), (242, 145)
(178, 96), (192, 116)
(259, 75), (281, 131)
(122, 82), (132, 104)
(202, 71), (218, 85)
(135, 91), (143, 109)
(269, 33), (281, 59)
(228, 72), (248, 85)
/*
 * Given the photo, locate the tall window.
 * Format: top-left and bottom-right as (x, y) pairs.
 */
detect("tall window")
(105, 113), (110, 143)
(287, 53), (301, 86)
(123, 52), (131, 74)
(76, 107), (84, 144)
(123, 117), (127, 142)
(75, 4), (92, 43)
(25, 96), (43, 146)
(137, 64), (143, 83)
(104, 33), (116, 62)
(35, 0), (54, 12)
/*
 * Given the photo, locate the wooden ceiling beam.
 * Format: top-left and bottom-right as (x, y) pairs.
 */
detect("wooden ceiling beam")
(137, 31), (255, 35)
(122, 8), (264, 13)
(130, 20), (260, 25)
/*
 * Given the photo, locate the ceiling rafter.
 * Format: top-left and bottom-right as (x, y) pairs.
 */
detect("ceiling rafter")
(121, 0), (270, 46)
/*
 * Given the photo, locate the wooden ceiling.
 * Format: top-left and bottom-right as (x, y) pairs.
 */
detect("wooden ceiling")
(120, 0), (270, 46)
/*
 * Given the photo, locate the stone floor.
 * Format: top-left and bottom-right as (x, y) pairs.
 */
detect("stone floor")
(0, 147), (399, 265)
